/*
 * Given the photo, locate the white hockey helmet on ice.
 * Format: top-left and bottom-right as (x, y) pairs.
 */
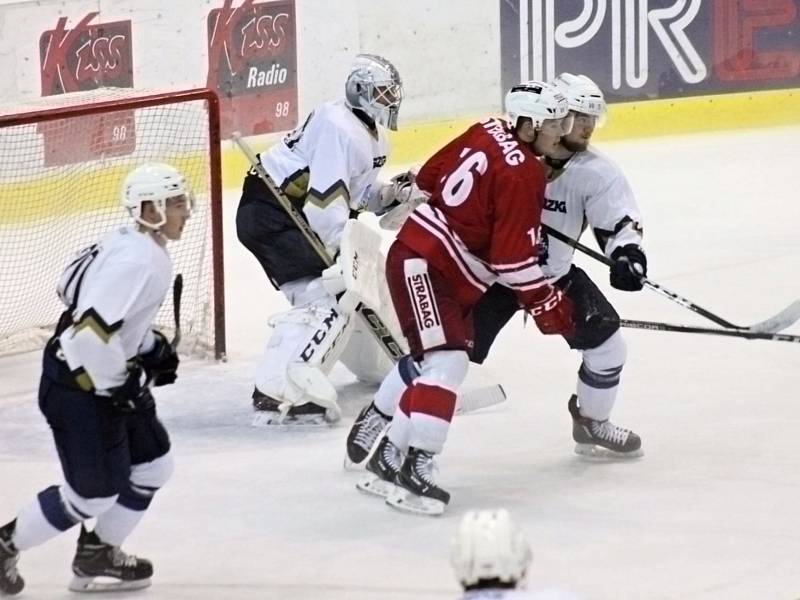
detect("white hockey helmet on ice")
(505, 80), (572, 133)
(552, 72), (607, 123)
(451, 508), (532, 589)
(121, 162), (192, 229)
(344, 53), (403, 131)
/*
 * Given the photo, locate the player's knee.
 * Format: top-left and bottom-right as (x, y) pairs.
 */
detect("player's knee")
(60, 483), (118, 521)
(117, 452), (174, 512)
(420, 349), (470, 390)
(579, 331), (627, 388)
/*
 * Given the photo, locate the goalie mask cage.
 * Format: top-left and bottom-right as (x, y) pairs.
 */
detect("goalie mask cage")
(0, 87), (226, 360)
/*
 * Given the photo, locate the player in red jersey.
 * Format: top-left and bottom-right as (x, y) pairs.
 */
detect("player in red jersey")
(350, 81), (575, 516)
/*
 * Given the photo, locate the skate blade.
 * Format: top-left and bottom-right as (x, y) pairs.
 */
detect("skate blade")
(385, 488), (446, 516)
(574, 443), (644, 460)
(251, 412), (329, 428)
(356, 474), (396, 498)
(68, 575), (151, 593)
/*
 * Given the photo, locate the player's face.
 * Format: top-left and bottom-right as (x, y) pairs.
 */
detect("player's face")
(560, 112), (596, 152)
(532, 114), (574, 156)
(160, 195), (192, 241)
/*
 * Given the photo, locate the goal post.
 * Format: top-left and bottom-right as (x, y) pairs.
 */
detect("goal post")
(0, 87), (226, 360)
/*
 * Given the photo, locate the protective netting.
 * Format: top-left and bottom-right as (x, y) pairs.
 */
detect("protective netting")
(0, 88), (223, 358)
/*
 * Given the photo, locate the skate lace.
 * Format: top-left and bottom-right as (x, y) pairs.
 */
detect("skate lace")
(111, 547), (138, 568)
(382, 439), (402, 471)
(591, 420), (630, 445)
(354, 407), (388, 449)
(414, 451), (439, 486)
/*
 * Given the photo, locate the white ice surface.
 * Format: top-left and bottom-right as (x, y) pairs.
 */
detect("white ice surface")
(2, 126), (800, 600)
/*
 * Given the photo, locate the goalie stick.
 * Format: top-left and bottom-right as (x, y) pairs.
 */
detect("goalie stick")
(543, 224), (800, 334)
(231, 132), (404, 362)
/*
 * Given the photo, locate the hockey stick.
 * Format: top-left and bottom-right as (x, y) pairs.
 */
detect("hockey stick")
(172, 274), (183, 351)
(543, 224), (800, 333)
(619, 318), (800, 343)
(455, 384), (507, 415)
(231, 132), (404, 362)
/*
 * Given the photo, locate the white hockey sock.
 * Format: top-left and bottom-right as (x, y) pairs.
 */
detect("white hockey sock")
(94, 504), (145, 547)
(576, 379), (617, 421)
(12, 497), (64, 551)
(387, 409), (411, 453)
(373, 364), (406, 416)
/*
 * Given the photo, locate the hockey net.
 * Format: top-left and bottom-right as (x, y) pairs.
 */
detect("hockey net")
(0, 88), (225, 359)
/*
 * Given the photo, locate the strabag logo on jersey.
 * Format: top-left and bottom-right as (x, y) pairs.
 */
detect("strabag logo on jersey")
(38, 12), (135, 167)
(404, 259), (446, 349)
(206, 0), (299, 137)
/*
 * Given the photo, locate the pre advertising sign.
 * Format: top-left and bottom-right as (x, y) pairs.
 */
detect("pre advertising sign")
(500, 0), (800, 102)
(206, 0), (299, 137)
(38, 12), (135, 166)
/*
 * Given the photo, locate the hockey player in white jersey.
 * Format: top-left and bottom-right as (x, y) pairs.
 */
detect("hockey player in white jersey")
(451, 509), (580, 600)
(467, 73), (644, 457)
(0, 163), (190, 595)
(236, 53), (414, 425)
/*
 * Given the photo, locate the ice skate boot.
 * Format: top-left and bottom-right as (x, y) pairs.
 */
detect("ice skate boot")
(69, 525), (153, 592)
(568, 395), (643, 458)
(386, 447), (450, 516)
(345, 401), (391, 468)
(251, 388), (328, 427)
(0, 520), (24, 596)
(356, 435), (403, 498)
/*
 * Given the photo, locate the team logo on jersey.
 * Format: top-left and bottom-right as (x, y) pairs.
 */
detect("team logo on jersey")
(206, 0), (299, 137)
(373, 156), (387, 168)
(38, 13), (134, 167)
(404, 259), (446, 349)
(543, 198), (567, 213)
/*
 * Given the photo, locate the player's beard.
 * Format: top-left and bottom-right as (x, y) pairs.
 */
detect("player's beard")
(561, 137), (589, 152)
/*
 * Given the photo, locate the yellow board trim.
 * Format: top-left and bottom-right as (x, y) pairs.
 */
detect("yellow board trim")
(1, 88), (797, 225)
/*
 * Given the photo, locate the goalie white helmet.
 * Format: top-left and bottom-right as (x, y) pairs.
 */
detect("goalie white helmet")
(552, 72), (607, 122)
(121, 162), (192, 229)
(344, 54), (403, 131)
(505, 80), (572, 134)
(451, 508), (532, 589)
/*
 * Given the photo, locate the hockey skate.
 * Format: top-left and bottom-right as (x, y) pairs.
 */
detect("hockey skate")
(386, 447), (450, 516)
(344, 401), (391, 469)
(69, 525), (152, 593)
(568, 395), (643, 459)
(356, 435), (403, 498)
(0, 520), (24, 596)
(251, 388), (328, 427)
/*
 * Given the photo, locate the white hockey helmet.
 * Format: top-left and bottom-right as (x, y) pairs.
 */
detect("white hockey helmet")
(121, 162), (192, 229)
(552, 72), (607, 123)
(344, 53), (403, 131)
(451, 509), (532, 589)
(505, 80), (572, 133)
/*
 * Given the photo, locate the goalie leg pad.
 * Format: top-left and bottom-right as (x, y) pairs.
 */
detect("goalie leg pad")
(338, 320), (397, 384)
(254, 295), (354, 421)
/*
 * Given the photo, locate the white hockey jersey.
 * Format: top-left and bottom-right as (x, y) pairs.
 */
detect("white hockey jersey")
(261, 100), (390, 250)
(541, 147), (643, 280)
(460, 588), (581, 600)
(56, 226), (172, 395)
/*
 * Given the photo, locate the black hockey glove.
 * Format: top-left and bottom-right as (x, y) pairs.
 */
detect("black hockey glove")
(139, 330), (179, 387)
(110, 365), (154, 413)
(610, 245), (647, 291)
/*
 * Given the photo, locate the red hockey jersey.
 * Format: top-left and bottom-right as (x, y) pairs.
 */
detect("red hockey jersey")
(397, 117), (553, 308)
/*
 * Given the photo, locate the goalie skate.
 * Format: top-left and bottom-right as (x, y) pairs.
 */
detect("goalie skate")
(68, 526), (152, 593)
(385, 447), (449, 517)
(356, 436), (402, 498)
(0, 520), (24, 596)
(251, 389), (329, 428)
(568, 395), (643, 459)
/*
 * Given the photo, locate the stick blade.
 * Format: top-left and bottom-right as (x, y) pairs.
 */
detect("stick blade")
(748, 300), (800, 333)
(455, 384), (507, 415)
